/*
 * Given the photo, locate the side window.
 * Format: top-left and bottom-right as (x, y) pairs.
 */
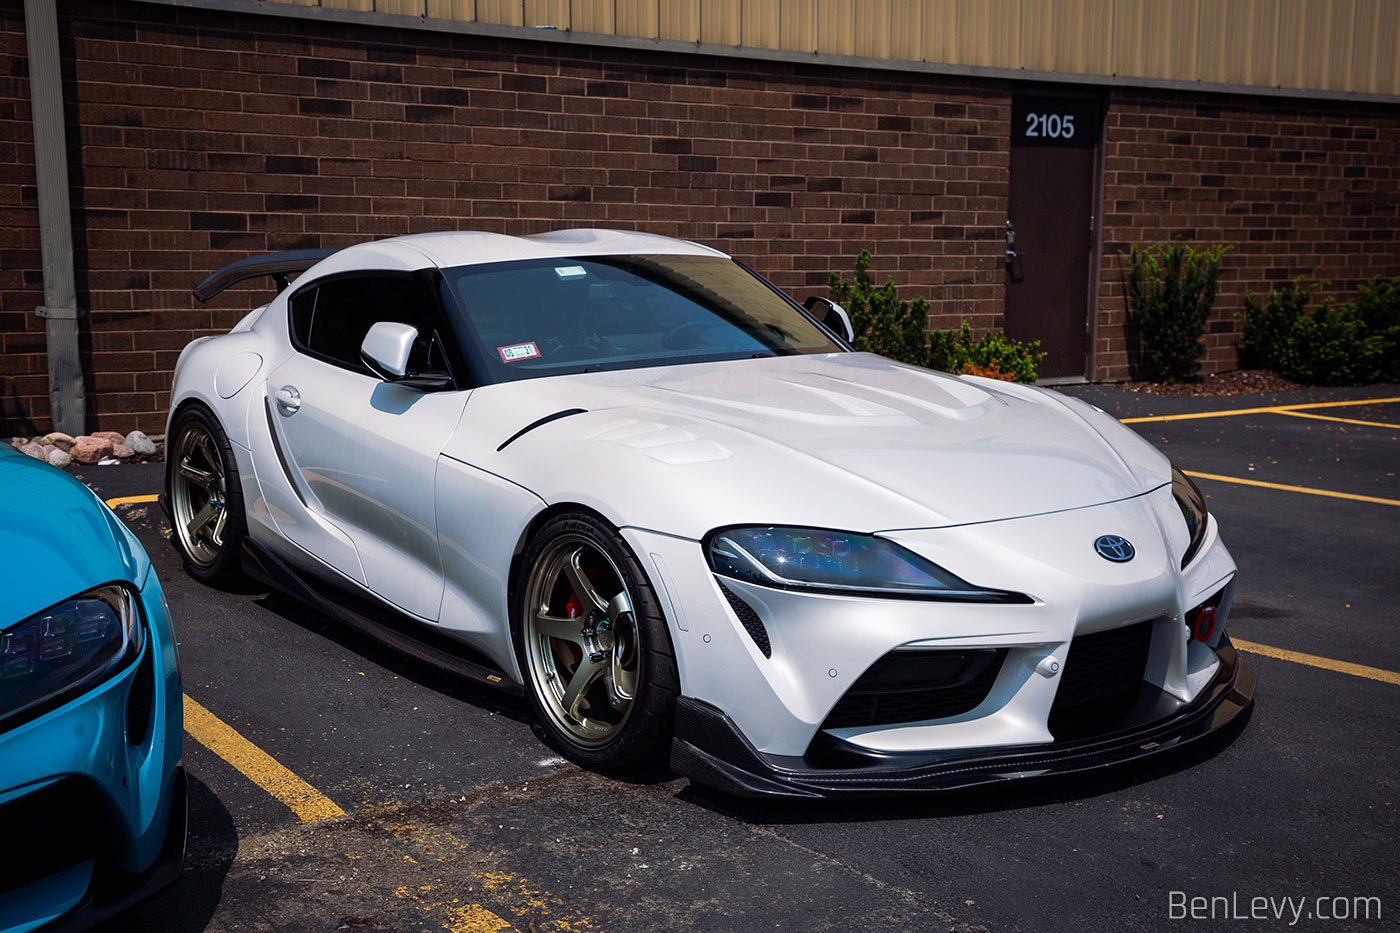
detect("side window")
(290, 275), (447, 377)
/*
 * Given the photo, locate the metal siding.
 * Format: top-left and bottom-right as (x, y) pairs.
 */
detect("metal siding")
(523, 0), (569, 29)
(476, 0), (525, 25)
(571, 0), (616, 34)
(696, 0), (740, 45)
(260, 0), (1399, 96)
(615, 0), (660, 38)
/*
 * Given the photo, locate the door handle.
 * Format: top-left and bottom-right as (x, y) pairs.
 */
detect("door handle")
(275, 385), (301, 415)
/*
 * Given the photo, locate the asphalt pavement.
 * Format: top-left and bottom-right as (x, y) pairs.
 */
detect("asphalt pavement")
(82, 383), (1399, 932)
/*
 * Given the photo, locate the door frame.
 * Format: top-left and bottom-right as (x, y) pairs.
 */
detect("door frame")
(1009, 83), (1109, 386)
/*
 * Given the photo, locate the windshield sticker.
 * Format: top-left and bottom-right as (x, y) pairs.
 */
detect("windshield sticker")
(554, 265), (587, 279)
(498, 342), (541, 362)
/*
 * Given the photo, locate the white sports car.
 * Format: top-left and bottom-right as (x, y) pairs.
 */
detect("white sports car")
(166, 229), (1253, 797)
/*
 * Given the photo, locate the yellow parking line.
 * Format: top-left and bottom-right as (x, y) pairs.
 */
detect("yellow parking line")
(1183, 470), (1400, 507)
(105, 493), (160, 507)
(1276, 410), (1400, 429)
(1122, 395), (1400, 425)
(1234, 640), (1400, 687)
(183, 694), (347, 823)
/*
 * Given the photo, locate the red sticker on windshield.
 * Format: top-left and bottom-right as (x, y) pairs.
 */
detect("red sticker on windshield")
(498, 342), (540, 362)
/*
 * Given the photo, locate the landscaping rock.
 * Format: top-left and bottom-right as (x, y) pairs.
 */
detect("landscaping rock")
(20, 442), (45, 460)
(41, 432), (76, 451)
(112, 443), (136, 459)
(125, 430), (157, 456)
(10, 437), (27, 449)
(41, 444), (57, 459)
(72, 436), (113, 465)
(47, 448), (71, 467)
(93, 431), (126, 445)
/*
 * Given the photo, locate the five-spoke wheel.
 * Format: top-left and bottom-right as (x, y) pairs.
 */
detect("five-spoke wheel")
(516, 512), (678, 768)
(166, 404), (245, 582)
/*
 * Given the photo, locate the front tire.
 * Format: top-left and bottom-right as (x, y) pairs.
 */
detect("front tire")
(165, 404), (246, 583)
(515, 511), (679, 769)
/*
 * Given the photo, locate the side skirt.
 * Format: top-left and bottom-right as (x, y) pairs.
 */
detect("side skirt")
(240, 539), (522, 697)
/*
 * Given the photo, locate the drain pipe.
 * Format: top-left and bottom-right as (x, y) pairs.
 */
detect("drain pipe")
(24, 0), (85, 436)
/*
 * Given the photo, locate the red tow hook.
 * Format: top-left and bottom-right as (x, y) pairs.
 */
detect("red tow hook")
(1190, 605), (1217, 643)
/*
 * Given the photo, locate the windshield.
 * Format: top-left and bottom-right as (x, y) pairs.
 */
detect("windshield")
(441, 255), (842, 382)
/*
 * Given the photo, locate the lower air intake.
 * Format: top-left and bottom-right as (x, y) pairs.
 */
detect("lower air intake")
(822, 648), (1005, 729)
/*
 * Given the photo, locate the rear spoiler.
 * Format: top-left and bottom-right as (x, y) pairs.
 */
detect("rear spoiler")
(192, 248), (339, 303)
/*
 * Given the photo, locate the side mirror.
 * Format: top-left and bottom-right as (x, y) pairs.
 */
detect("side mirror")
(361, 321), (417, 380)
(804, 296), (855, 344)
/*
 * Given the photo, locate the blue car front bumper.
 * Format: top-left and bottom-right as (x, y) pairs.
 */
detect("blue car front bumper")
(0, 569), (184, 933)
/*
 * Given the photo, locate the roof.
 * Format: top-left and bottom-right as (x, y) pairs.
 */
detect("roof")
(304, 229), (729, 282)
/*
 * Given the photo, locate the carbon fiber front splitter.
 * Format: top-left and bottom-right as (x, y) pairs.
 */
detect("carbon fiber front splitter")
(670, 642), (1255, 799)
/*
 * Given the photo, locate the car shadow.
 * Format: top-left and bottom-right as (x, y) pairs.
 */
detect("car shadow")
(672, 705), (1255, 824)
(251, 588), (532, 725)
(90, 774), (238, 932)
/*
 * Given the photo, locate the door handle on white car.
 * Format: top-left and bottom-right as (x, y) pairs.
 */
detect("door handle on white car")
(275, 385), (301, 415)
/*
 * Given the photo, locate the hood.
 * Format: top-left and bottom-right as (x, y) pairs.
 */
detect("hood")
(0, 448), (145, 622)
(447, 353), (1170, 539)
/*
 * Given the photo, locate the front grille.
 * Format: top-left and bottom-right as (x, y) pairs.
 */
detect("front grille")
(718, 582), (771, 658)
(822, 649), (1005, 729)
(0, 777), (104, 894)
(127, 646), (155, 746)
(1047, 620), (1154, 739)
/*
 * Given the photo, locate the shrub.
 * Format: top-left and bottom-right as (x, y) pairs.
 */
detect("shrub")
(1241, 277), (1400, 386)
(1122, 241), (1232, 383)
(829, 252), (1044, 383)
(828, 250), (938, 369)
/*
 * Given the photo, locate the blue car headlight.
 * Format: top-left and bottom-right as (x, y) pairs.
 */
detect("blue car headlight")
(1171, 467), (1209, 568)
(1, 584), (144, 724)
(705, 526), (1029, 602)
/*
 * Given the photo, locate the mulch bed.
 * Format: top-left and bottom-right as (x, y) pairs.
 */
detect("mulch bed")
(1112, 369), (1302, 397)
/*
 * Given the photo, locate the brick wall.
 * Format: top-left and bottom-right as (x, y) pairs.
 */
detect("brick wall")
(1096, 89), (1400, 381)
(0, 0), (1010, 434)
(2, 1), (1398, 434)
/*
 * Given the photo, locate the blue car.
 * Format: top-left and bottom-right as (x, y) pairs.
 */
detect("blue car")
(0, 446), (184, 932)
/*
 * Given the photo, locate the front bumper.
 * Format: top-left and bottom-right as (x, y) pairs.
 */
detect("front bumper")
(670, 640), (1254, 798)
(0, 569), (184, 933)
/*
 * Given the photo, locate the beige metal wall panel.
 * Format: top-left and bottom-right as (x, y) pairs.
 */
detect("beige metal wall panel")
(257, 0), (1399, 98)
(615, 0), (660, 38)
(885, 0), (922, 62)
(815, 0), (856, 57)
(696, 0), (740, 45)
(779, 0), (814, 52)
(741, 0), (780, 50)
(660, 0), (700, 42)
(476, 0), (525, 25)
(423, 0), (472, 19)
(523, 0), (570, 29)
(571, 0), (617, 34)
(374, 0), (425, 14)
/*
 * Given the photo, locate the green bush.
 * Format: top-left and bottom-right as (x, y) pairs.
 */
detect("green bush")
(1241, 277), (1400, 386)
(1122, 241), (1232, 383)
(828, 250), (938, 369)
(829, 252), (1044, 383)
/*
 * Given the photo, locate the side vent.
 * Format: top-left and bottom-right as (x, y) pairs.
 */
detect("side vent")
(126, 647), (155, 746)
(718, 581), (771, 658)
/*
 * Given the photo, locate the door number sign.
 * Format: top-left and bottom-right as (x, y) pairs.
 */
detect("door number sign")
(1011, 96), (1098, 149)
(1024, 112), (1075, 139)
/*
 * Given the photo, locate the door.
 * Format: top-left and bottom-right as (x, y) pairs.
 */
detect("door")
(1004, 91), (1103, 380)
(266, 272), (469, 620)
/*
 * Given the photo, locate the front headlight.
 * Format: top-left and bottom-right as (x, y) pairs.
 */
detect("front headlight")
(0, 584), (144, 725)
(706, 526), (1029, 602)
(1172, 467), (1209, 568)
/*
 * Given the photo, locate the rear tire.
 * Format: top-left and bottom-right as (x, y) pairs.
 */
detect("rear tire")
(165, 404), (246, 584)
(514, 510), (679, 769)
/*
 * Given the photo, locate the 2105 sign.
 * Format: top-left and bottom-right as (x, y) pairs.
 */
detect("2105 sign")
(1024, 112), (1075, 139)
